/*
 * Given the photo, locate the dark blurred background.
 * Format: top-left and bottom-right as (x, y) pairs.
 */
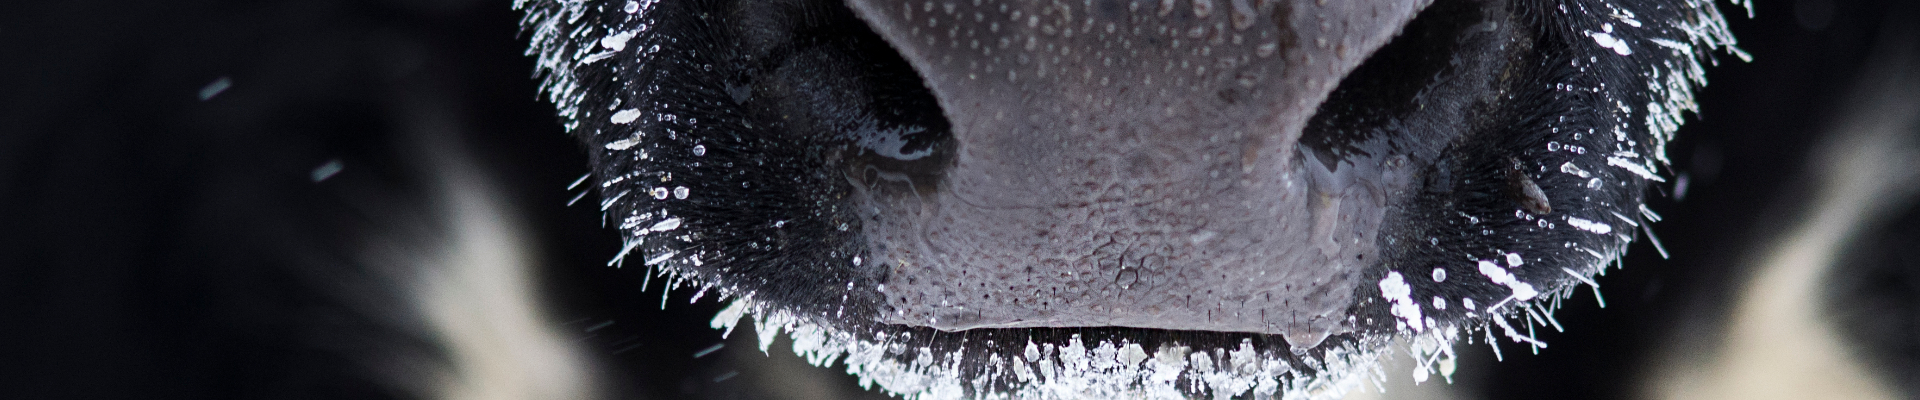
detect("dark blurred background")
(0, 0), (1914, 399)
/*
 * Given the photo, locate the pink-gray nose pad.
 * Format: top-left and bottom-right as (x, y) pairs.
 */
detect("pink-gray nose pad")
(842, 0), (1429, 343)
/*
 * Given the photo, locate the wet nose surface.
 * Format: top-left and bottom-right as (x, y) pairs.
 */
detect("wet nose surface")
(843, 0), (1427, 345)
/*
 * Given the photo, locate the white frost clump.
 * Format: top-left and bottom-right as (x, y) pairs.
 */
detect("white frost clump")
(1567, 216), (1615, 234)
(610, 109), (642, 124)
(1478, 260), (1539, 302)
(712, 297), (1387, 400)
(1588, 24), (1634, 55)
(1380, 271), (1427, 332)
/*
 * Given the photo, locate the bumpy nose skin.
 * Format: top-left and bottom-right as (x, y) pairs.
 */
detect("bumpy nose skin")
(839, 0), (1429, 342)
(518, 0), (1740, 397)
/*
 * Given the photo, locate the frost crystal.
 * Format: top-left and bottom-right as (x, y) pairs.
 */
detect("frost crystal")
(1478, 260), (1539, 302)
(1381, 271), (1427, 332)
(712, 296), (1387, 400)
(1567, 216), (1615, 234)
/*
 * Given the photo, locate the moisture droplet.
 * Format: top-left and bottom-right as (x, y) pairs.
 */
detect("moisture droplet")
(1432, 296), (1447, 310)
(623, 0), (639, 13)
(1431, 267), (1447, 282)
(673, 186), (690, 199)
(692, 144), (707, 156)
(651, 187), (670, 199)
